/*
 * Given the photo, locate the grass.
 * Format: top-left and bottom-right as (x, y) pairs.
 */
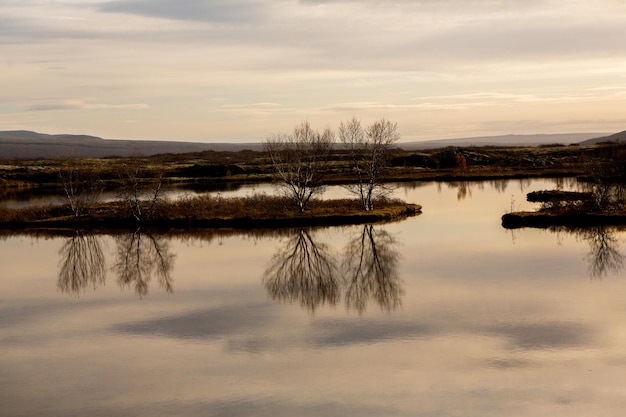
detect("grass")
(0, 194), (421, 230)
(3, 142), (624, 192)
(502, 189), (626, 229)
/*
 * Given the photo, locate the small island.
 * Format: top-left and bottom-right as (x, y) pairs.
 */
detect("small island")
(502, 149), (626, 229)
(0, 194), (421, 231)
(502, 208), (626, 229)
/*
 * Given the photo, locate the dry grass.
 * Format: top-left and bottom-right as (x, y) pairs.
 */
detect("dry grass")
(157, 193), (409, 220)
(0, 204), (68, 223)
(0, 194), (419, 228)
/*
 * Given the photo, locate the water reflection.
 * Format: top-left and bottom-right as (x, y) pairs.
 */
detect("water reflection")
(113, 229), (175, 296)
(397, 178), (580, 202)
(58, 231), (106, 296)
(545, 226), (625, 279)
(56, 229), (176, 297)
(398, 178), (539, 201)
(445, 181), (482, 200)
(263, 225), (402, 314)
(263, 229), (341, 312)
(443, 179), (541, 201)
(343, 225), (402, 313)
(579, 227), (624, 279)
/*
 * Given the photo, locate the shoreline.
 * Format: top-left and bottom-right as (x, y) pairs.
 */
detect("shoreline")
(501, 211), (626, 229)
(0, 201), (422, 232)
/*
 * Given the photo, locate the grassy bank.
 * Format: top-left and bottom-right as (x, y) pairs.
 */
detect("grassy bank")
(2, 142), (620, 193)
(0, 194), (421, 231)
(501, 187), (626, 229)
(501, 211), (626, 229)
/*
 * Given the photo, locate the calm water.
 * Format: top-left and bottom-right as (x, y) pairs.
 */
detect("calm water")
(2, 178), (626, 417)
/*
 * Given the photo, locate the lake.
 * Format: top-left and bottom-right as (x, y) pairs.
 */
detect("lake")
(2, 178), (626, 417)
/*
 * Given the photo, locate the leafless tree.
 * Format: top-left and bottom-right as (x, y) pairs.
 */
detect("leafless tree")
(339, 117), (400, 210)
(117, 159), (165, 222)
(263, 229), (341, 313)
(584, 146), (626, 212)
(342, 225), (402, 314)
(264, 121), (334, 212)
(58, 156), (102, 217)
(58, 231), (106, 296)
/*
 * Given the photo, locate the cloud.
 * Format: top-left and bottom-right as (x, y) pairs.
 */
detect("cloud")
(3, 0), (626, 140)
(26, 101), (151, 111)
(99, 0), (269, 23)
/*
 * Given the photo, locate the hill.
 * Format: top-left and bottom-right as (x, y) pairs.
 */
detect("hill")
(400, 133), (607, 150)
(0, 130), (615, 159)
(579, 131), (626, 145)
(0, 131), (262, 159)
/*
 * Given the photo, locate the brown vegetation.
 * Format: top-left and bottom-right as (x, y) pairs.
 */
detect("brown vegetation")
(502, 144), (626, 228)
(2, 142), (617, 193)
(0, 194), (421, 230)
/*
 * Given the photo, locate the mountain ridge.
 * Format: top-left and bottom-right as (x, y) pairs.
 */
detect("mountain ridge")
(0, 130), (615, 159)
(579, 130), (626, 145)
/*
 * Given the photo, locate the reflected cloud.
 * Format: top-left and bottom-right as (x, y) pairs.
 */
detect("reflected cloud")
(115, 304), (275, 340)
(57, 231), (106, 296)
(113, 228), (176, 296)
(486, 322), (593, 351)
(486, 358), (532, 369)
(312, 319), (431, 347)
(343, 225), (403, 314)
(106, 398), (395, 417)
(263, 229), (341, 313)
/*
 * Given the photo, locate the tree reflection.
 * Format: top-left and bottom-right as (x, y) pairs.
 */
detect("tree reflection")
(58, 231), (106, 296)
(343, 225), (402, 314)
(263, 225), (403, 314)
(491, 179), (510, 193)
(580, 227), (624, 279)
(263, 229), (341, 313)
(113, 229), (175, 296)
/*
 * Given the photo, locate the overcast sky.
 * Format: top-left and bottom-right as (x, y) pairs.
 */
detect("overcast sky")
(2, 0), (626, 142)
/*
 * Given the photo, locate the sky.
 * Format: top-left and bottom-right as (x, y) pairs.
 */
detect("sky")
(2, 0), (626, 143)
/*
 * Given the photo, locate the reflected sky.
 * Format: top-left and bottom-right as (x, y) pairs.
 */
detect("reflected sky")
(2, 178), (626, 417)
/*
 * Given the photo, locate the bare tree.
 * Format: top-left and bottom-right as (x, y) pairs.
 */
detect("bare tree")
(58, 156), (102, 217)
(339, 117), (400, 210)
(581, 145), (626, 212)
(117, 158), (165, 222)
(264, 121), (334, 212)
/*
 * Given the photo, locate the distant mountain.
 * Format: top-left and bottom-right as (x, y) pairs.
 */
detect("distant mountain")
(579, 131), (626, 145)
(0, 130), (103, 142)
(0, 130), (262, 159)
(0, 130), (618, 159)
(399, 133), (609, 150)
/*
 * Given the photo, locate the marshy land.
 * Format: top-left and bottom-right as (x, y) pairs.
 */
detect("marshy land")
(2, 138), (626, 229)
